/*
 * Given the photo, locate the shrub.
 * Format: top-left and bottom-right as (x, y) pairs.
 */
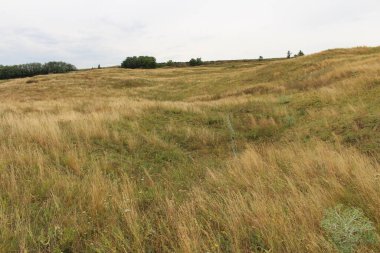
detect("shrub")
(189, 58), (203, 66)
(259, 56), (264, 61)
(321, 204), (378, 253)
(165, 61), (187, 68)
(294, 50), (305, 58)
(121, 56), (157, 69)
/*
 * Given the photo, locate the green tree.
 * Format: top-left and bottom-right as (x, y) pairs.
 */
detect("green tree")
(121, 56), (157, 69)
(42, 62), (77, 74)
(189, 58), (203, 66)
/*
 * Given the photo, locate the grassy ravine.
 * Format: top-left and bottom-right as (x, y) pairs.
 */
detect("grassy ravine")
(0, 47), (379, 253)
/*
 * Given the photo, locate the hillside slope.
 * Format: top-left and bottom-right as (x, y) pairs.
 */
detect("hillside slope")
(0, 47), (379, 252)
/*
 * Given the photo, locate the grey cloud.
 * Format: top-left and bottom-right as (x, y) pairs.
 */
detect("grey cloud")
(0, 0), (379, 68)
(13, 28), (60, 45)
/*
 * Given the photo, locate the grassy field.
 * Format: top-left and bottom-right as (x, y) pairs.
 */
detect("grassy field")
(0, 47), (379, 252)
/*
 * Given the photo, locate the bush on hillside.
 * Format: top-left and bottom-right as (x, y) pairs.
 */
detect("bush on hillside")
(297, 50), (305, 56)
(121, 56), (157, 69)
(294, 50), (305, 58)
(189, 58), (203, 66)
(165, 60), (187, 68)
(0, 62), (77, 80)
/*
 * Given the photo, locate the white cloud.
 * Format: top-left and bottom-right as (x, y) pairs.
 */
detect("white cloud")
(1, 0), (379, 68)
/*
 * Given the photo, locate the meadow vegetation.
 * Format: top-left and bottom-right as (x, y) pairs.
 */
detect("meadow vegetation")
(0, 47), (379, 252)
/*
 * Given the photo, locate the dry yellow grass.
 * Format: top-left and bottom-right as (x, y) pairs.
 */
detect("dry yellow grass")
(174, 141), (380, 252)
(0, 47), (379, 252)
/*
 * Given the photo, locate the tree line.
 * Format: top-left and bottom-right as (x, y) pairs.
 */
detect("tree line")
(120, 50), (306, 70)
(0, 62), (77, 80)
(121, 56), (204, 69)
(0, 51), (306, 80)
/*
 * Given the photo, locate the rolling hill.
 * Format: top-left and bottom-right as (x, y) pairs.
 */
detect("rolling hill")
(0, 47), (379, 252)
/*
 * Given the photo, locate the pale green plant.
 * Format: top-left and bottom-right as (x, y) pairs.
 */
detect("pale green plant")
(321, 204), (378, 253)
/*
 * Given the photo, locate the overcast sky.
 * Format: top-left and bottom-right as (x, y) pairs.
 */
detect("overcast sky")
(1, 0), (379, 68)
